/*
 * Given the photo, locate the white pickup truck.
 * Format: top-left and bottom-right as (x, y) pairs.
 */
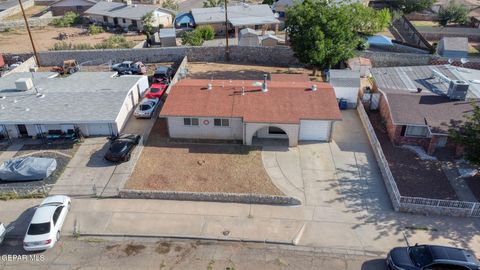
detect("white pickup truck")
(0, 222), (5, 244)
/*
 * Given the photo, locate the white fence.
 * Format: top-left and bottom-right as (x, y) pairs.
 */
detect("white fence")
(357, 101), (480, 217)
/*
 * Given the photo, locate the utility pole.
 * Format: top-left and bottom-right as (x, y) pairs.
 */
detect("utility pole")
(18, 0), (40, 67)
(224, 0), (230, 61)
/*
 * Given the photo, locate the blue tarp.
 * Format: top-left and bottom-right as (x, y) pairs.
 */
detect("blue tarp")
(367, 35), (393, 46)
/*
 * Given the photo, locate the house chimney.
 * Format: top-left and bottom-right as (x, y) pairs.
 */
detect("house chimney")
(312, 84), (317, 91)
(262, 74), (268, 92)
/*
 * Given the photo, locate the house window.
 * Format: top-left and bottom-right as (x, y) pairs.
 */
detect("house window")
(122, 18), (126, 24)
(183, 118), (199, 126)
(405, 125), (429, 138)
(131, 20), (137, 27)
(103, 16), (108, 23)
(269, 127), (286, 135)
(214, 118), (229, 127)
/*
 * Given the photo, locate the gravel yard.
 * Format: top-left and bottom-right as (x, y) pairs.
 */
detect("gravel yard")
(368, 112), (458, 200)
(126, 119), (282, 195)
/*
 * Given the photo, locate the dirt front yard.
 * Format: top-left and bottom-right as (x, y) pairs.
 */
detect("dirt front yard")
(368, 111), (458, 200)
(126, 120), (282, 195)
(187, 62), (313, 80)
(0, 26), (144, 53)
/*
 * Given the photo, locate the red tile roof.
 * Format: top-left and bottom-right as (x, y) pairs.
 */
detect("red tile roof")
(160, 79), (342, 124)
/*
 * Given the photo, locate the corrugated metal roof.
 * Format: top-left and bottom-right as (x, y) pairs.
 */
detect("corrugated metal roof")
(329, 69), (360, 88)
(0, 72), (144, 124)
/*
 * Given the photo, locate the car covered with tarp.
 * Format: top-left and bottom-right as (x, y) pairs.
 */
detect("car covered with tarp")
(0, 157), (57, 181)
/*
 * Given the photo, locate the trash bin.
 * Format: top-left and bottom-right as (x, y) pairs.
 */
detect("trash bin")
(339, 99), (348, 110)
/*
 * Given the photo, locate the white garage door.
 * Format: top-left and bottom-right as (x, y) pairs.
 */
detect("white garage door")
(299, 120), (331, 141)
(86, 123), (112, 136)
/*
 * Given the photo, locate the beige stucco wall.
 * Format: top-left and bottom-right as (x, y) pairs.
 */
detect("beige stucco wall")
(167, 117), (243, 140)
(244, 123), (299, 147)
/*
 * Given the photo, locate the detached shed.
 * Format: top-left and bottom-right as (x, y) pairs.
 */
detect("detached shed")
(437, 37), (469, 58)
(260, 34), (281, 46)
(238, 28), (260, 46)
(328, 69), (361, 108)
(159, 28), (176, 47)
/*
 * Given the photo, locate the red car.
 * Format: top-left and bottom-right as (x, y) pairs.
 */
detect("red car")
(144, 83), (167, 99)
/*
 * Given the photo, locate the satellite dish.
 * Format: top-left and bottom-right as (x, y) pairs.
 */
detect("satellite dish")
(460, 58), (468, 65)
(447, 58), (453, 65)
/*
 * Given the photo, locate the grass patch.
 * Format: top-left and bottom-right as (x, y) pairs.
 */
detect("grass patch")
(0, 191), (45, 201)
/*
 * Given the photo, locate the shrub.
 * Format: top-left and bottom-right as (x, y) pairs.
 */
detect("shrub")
(437, 0), (469, 26)
(181, 30), (203, 46)
(51, 12), (81, 27)
(2, 27), (12, 32)
(196, 25), (215, 40)
(88, 24), (104, 35)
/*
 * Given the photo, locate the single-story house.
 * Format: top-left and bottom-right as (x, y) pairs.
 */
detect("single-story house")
(174, 12), (194, 29)
(84, 1), (174, 31)
(50, 0), (97, 16)
(370, 65), (480, 155)
(437, 37), (469, 59)
(160, 76), (342, 146)
(328, 69), (361, 108)
(190, 4), (280, 38)
(0, 72), (149, 139)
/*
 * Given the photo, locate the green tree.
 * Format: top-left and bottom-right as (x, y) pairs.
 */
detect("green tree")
(286, 0), (387, 74)
(348, 3), (391, 35)
(162, 0), (178, 10)
(390, 0), (435, 14)
(181, 30), (203, 46)
(196, 25), (215, 40)
(437, 1), (469, 26)
(203, 0), (224, 8)
(450, 102), (480, 165)
(141, 11), (155, 34)
(51, 12), (81, 27)
(87, 24), (104, 35)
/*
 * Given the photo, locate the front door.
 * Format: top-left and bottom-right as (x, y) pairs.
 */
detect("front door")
(17, 124), (28, 137)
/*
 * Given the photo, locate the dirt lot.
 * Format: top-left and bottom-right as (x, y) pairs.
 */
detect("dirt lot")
(0, 26), (144, 53)
(368, 111), (458, 200)
(187, 62), (314, 80)
(127, 119), (282, 195)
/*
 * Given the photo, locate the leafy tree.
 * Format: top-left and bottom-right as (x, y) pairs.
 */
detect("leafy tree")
(450, 102), (480, 165)
(348, 3), (391, 35)
(141, 11), (155, 35)
(196, 25), (215, 40)
(181, 30), (203, 46)
(162, 0), (178, 10)
(286, 0), (388, 74)
(87, 24), (104, 35)
(203, 0), (224, 8)
(437, 1), (469, 26)
(390, 0), (435, 14)
(51, 12), (81, 27)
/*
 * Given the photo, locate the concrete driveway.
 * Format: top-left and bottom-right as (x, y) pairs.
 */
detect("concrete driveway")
(49, 110), (158, 197)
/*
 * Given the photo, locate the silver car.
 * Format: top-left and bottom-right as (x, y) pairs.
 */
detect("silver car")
(134, 98), (159, 119)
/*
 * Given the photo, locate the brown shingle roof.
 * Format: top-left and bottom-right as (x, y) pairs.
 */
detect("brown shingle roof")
(160, 79), (342, 124)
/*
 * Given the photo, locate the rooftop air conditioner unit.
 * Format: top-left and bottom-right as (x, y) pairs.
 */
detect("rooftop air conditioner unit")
(15, 78), (33, 91)
(447, 80), (469, 100)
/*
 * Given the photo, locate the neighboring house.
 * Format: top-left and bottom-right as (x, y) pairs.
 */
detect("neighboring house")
(50, 0), (97, 16)
(370, 65), (480, 155)
(190, 4), (280, 38)
(328, 69), (361, 108)
(158, 28), (176, 47)
(84, 1), (174, 31)
(272, 0), (369, 19)
(160, 76), (342, 147)
(174, 12), (194, 29)
(437, 37), (469, 58)
(238, 28), (260, 46)
(0, 72), (149, 139)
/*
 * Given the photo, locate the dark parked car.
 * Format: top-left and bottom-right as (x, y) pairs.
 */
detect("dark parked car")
(104, 134), (141, 162)
(387, 244), (480, 270)
(112, 61), (146, 75)
(153, 66), (173, 83)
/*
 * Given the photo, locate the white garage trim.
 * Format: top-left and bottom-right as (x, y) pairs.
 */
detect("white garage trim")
(299, 120), (332, 141)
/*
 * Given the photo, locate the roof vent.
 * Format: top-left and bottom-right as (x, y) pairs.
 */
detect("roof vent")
(241, 86), (245, 96)
(262, 74), (268, 93)
(15, 78), (33, 91)
(312, 84), (317, 91)
(207, 83), (212, 90)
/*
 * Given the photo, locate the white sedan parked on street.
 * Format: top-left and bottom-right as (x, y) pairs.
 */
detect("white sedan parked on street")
(134, 98), (160, 119)
(23, 195), (71, 251)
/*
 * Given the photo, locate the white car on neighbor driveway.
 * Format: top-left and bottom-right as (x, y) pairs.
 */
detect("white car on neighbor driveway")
(134, 98), (160, 119)
(0, 222), (6, 244)
(23, 195), (71, 251)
